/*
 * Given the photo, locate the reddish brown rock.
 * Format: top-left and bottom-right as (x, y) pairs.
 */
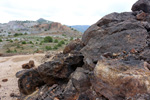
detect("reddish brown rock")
(18, 69), (45, 95)
(22, 60), (35, 69)
(37, 52), (84, 85)
(2, 79), (8, 82)
(63, 38), (84, 54)
(93, 59), (150, 100)
(136, 12), (148, 20)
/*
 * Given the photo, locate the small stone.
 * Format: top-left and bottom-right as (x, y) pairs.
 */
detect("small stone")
(10, 93), (15, 97)
(2, 79), (8, 82)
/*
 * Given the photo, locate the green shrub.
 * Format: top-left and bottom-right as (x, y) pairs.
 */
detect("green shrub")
(17, 44), (20, 48)
(10, 40), (13, 43)
(57, 42), (62, 47)
(40, 41), (43, 45)
(70, 37), (73, 41)
(6, 48), (12, 53)
(15, 39), (18, 41)
(14, 49), (17, 53)
(54, 39), (58, 43)
(0, 39), (2, 42)
(45, 46), (52, 50)
(14, 33), (23, 37)
(24, 32), (28, 35)
(60, 40), (65, 44)
(53, 45), (58, 50)
(29, 41), (33, 44)
(44, 36), (53, 43)
(22, 41), (26, 44)
(62, 34), (66, 37)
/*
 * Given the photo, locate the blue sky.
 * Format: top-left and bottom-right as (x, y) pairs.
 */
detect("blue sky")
(0, 0), (137, 25)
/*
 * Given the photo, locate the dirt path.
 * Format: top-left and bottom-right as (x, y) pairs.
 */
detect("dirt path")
(0, 53), (45, 100)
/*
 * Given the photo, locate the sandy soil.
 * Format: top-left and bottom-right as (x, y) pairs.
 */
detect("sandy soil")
(0, 53), (45, 100)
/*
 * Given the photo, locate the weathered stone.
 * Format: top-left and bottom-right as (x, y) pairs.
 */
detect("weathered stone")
(37, 53), (84, 85)
(22, 60), (35, 69)
(81, 16), (148, 69)
(136, 12), (148, 20)
(18, 69), (45, 95)
(63, 68), (91, 100)
(132, 0), (150, 13)
(16, 69), (30, 78)
(63, 38), (84, 54)
(93, 59), (150, 100)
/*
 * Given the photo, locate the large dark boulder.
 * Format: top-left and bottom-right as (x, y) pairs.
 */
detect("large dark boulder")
(37, 52), (84, 85)
(82, 12), (136, 45)
(63, 68), (91, 100)
(18, 69), (45, 95)
(81, 12), (149, 69)
(132, 0), (150, 13)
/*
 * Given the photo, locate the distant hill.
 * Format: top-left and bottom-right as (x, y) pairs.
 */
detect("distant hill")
(70, 25), (90, 33)
(37, 18), (52, 24)
(0, 18), (82, 37)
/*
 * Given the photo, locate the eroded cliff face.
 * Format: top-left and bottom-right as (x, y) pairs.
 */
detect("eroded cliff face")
(16, 0), (150, 100)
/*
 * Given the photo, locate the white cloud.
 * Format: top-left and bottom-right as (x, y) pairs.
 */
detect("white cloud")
(0, 0), (137, 25)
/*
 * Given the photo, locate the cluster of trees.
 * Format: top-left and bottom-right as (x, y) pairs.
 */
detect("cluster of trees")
(14, 32), (28, 37)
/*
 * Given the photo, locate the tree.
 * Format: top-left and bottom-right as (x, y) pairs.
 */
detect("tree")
(44, 36), (53, 43)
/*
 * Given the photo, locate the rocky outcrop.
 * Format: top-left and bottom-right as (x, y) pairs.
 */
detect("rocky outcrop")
(17, 0), (150, 100)
(132, 0), (150, 13)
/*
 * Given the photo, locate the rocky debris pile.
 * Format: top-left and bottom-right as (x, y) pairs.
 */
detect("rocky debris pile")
(15, 0), (150, 100)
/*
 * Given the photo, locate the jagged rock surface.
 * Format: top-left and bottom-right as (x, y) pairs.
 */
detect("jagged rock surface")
(17, 0), (150, 100)
(18, 69), (45, 95)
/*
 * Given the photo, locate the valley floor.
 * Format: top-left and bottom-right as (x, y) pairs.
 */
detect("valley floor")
(0, 53), (46, 100)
